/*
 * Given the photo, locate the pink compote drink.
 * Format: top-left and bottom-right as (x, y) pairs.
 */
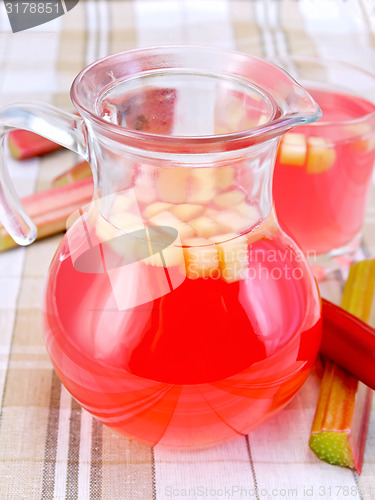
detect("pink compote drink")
(273, 88), (375, 255)
(43, 211), (321, 448)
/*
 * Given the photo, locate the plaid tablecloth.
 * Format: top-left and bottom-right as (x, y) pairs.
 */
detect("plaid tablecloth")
(1, 1), (375, 499)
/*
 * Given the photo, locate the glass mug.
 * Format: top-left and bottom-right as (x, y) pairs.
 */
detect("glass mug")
(272, 56), (375, 273)
(0, 46), (322, 448)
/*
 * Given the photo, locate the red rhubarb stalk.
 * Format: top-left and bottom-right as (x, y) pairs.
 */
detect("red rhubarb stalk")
(8, 130), (62, 160)
(310, 259), (375, 473)
(321, 298), (375, 390)
(0, 177), (93, 251)
(20, 177), (93, 218)
(53, 161), (92, 186)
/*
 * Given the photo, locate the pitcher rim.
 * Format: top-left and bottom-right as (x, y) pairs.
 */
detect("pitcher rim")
(70, 45), (321, 153)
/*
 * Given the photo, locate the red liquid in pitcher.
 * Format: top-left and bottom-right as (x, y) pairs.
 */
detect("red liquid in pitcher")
(274, 89), (375, 255)
(43, 217), (321, 448)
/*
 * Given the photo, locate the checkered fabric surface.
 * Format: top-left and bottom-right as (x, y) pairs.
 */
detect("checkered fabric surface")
(0, 1), (375, 499)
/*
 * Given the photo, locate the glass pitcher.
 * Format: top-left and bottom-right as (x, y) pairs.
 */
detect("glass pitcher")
(0, 46), (322, 448)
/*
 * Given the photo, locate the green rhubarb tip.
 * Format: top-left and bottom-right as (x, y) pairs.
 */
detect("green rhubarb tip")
(7, 138), (22, 160)
(309, 431), (354, 469)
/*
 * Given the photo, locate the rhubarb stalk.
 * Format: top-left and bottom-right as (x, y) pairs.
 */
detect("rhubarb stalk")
(53, 161), (92, 186)
(8, 130), (62, 159)
(0, 177), (93, 251)
(310, 259), (375, 473)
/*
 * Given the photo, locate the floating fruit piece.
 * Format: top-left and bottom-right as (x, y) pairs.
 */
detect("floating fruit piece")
(216, 165), (235, 190)
(182, 237), (219, 278)
(188, 168), (217, 204)
(111, 191), (140, 216)
(204, 207), (220, 218)
(211, 233), (249, 283)
(189, 215), (226, 238)
(8, 130), (62, 160)
(92, 197), (143, 250)
(233, 202), (260, 224)
(111, 212), (144, 233)
(94, 213), (119, 243)
(278, 133), (307, 167)
(143, 244), (184, 268)
(134, 170), (157, 204)
(141, 226), (184, 268)
(92, 190), (141, 226)
(156, 167), (190, 203)
(309, 259), (375, 474)
(344, 123), (375, 153)
(95, 212), (154, 266)
(169, 203), (204, 222)
(53, 161), (92, 186)
(214, 209), (251, 234)
(213, 189), (246, 209)
(148, 210), (195, 241)
(306, 136), (336, 174)
(247, 209), (278, 246)
(143, 201), (172, 220)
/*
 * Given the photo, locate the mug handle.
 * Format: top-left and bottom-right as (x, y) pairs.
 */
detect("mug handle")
(0, 103), (88, 246)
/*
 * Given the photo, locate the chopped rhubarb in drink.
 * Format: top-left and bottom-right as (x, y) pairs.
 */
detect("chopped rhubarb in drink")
(273, 89), (375, 255)
(43, 200), (321, 447)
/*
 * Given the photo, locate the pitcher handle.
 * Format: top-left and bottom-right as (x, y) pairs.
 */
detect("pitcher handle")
(0, 103), (88, 246)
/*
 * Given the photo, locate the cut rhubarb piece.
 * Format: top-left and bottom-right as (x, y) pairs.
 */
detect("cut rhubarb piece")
(213, 189), (246, 209)
(234, 202), (260, 223)
(111, 212), (144, 233)
(216, 165), (235, 190)
(134, 170), (157, 204)
(148, 211), (195, 242)
(110, 191), (140, 216)
(345, 123), (375, 153)
(53, 161), (92, 186)
(156, 167), (190, 203)
(169, 203), (204, 222)
(188, 168), (217, 204)
(306, 136), (336, 173)
(204, 207), (220, 218)
(94, 210), (150, 264)
(278, 133), (307, 167)
(94, 213), (119, 243)
(310, 259), (375, 474)
(247, 209), (278, 246)
(182, 237), (219, 278)
(143, 202), (172, 220)
(211, 233), (248, 283)
(189, 215), (225, 239)
(214, 208), (255, 234)
(142, 226), (184, 268)
(8, 130), (62, 160)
